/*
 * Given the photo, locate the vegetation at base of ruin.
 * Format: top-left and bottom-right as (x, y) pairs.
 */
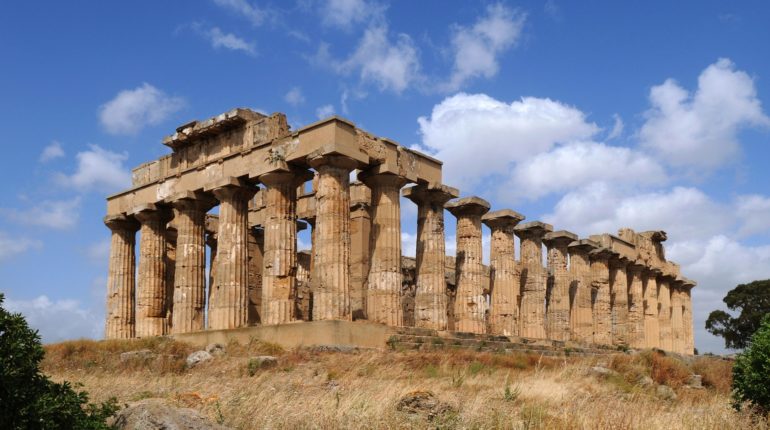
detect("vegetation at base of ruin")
(0, 293), (118, 430)
(706, 279), (770, 349)
(733, 315), (770, 414)
(39, 336), (770, 429)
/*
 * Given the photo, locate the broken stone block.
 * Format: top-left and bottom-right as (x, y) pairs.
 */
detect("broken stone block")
(186, 350), (213, 367)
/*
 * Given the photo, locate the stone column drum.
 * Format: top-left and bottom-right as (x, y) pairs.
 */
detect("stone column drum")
(446, 197), (490, 334)
(658, 275), (673, 352)
(682, 280), (696, 355)
(309, 154), (358, 320)
(403, 184), (458, 330)
(670, 281), (684, 354)
(132, 204), (172, 337)
(208, 178), (256, 330)
(543, 230), (577, 342)
(483, 210), (526, 336)
(609, 255), (630, 347)
(104, 215), (140, 339)
(515, 221), (553, 339)
(360, 172), (408, 327)
(643, 268), (661, 349)
(568, 239), (598, 343)
(626, 261), (646, 348)
(259, 168), (312, 325)
(590, 248), (615, 345)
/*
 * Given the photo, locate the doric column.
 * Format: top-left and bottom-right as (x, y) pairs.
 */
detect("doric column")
(609, 255), (630, 347)
(568, 239), (599, 343)
(514, 221), (553, 339)
(164, 227), (177, 331)
(482, 210), (526, 336)
(543, 230), (577, 341)
(446, 197), (490, 334)
(626, 261), (646, 348)
(207, 177), (257, 330)
(131, 204), (172, 337)
(295, 249), (312, 321)
(403, 184), (458, 330)
(247, 226), (264, 324)
(259, 167), (312, 325)
(643, 267), (661, 348)
(360, 172), (408, 326)
(670, 280), (684, 354)
(590, 248), (615, 345)
(682, 279), (696, 355)
(309, 154), (358, 320)
(168, 192), (215, 334)
(349, 190), (371, 321)
(104, 215), (140, 339)
(658, 274), (673, 352)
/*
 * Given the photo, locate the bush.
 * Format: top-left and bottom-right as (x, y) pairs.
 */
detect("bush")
(0, 293), (118, 429)
(732, 315), (770, 413)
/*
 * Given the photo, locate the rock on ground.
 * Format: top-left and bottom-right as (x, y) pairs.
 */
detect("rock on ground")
(186, 350), (213, 367)
(112, 399), (230, 430)
(397, 390), (455, 421)
(206, 343), (226, 357)
(656, 384), (678, 401)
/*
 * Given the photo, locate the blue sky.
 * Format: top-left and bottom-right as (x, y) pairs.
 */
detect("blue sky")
(1, 1), (769, 353)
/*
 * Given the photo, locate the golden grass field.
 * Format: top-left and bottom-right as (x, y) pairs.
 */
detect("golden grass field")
(41, 337), (768, 429)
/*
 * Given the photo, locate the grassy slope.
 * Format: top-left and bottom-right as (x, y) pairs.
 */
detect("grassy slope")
(41, 338), (766, 429)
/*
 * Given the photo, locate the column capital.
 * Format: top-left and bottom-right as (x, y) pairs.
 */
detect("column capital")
(445, 196), (490, 217)
(609, 254), (631, 269)
(589, 247), (617, 262)
(104, 214), (139, 232)
(513, 221), (553, 240)
(643, 266), (663, 278)
(402, 183), (459, 206)
(258, 166), (314, 188)
(482, 209), (526, 231)
(167, 191), (217, 212)
(543, 230), (577, 248)
(568, 238), (600, 255)
(358, 170), (409, 189)
(308, 153), (359, 171)
(205, 177), (258, 201)
(129, 203), (172, 224)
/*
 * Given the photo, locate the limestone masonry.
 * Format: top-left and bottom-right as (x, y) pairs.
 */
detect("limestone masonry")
(104, 108), (697, 355)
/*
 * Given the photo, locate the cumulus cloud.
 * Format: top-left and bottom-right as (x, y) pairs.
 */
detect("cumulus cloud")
(99, 83), (185, 135)
(735, 194), (770, 237)
(639, 58), (770, 169)
(319, 0), (383, 30)
(39, 141), (64, 163)
(284, 87), (305, 106)
(444, 3), (526, 91)
(86, 238), (111, 265)
(212, 0), (268, 26)
(341, 25), (421, 93)
(0, 232), (41, 260)
(417, 93), (599, 190)
(3, 198), (81, 230)
(204, 26), (256, 55)
(4, 295), (103, 343)
(315, 104), (335, 119)
(57, 145), (131, 193)
(607, 114), (624, 140)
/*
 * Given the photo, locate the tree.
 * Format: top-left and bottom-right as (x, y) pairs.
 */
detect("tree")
(705, 279), (770, 350)
(732, 314), (770, 413)
(0, 293), (117, 429)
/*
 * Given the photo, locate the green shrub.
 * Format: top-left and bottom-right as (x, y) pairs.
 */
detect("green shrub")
(732, 315), (770, 413)
(0, 293), (118, 429)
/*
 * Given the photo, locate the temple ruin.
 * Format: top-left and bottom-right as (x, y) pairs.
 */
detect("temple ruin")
(104, 108), (697, 355)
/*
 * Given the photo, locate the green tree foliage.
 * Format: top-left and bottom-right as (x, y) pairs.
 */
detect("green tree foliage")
(732, 315), (770, 413)
(0, 293), (118, 429)
(705, 279), (770, 349)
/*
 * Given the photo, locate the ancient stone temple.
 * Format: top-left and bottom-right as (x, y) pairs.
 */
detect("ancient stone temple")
(104, 108), (697, 355)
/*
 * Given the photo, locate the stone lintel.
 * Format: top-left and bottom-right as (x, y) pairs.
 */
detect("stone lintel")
(543, 230), (578, 246)
(163, 108), (265, 150)
(445, 196), (491, 217)
(513, 221), (554, 238)
(568, 239), (600, 252)
(481, 209), (526, 229)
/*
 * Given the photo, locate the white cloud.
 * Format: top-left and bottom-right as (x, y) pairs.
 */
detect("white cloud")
(3, 198), (81, 230)
(319, 0), (382, 30)
(607, 114), (624, 140)
(639, 58), (770, 169)
(417, 93), (599, 190)
(315, 104), (335, 119)
(504, 141), (667, 201)
(205, 26), (256, 55)
(86, 239), (111, 265)
(736, 194), (770, 237)
(444, 3), (526, 91)
(0, 232), (41, 260)
(212, 0), (268, 26)
(39, 141), (64, 163)
(4, 295), (103, 343)
(99, 83), (185, 135)
(284, 87), (305, 106)
(57, 145), (131, 193)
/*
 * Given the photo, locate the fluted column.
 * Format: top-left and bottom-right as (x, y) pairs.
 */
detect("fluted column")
(446, 197), (490, 334)
(568, 239), (599, 343)
(643, 268), (661, 348)
(208, 178), (257, 330)
(247, 227), (264, 324)
(259, 168), (312, 325)
(543, 230), (577, 341)
(482, 210), (526, 336)
(590, 248), (615, 345)
(609, 255), (630, 347)
(309, 154), (358, 320)
(670, 280), (684, 354)
(360, 172), (408, 326)
(658, 275), (673, 352)
(627, 261), (646, 348)
(132, 204), (172, 337)
(104, 215), (140, 339)
(514, 221), (553, 339)
(403, 184), (458, 330)
(682, 280), (696, 355)
(169, 192), (215, 334)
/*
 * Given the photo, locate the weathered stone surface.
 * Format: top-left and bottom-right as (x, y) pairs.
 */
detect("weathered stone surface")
(483, 210), (526, 336)
(609, 255), (630, 347)
(656, 384), (677, 401)
(643, 268), (662, 348)
(590, 247), (615, 346)
(543, 230), (576, 342)
(446, 197), (490, 334)
(295, 250), (312, 321)
(112, 398), (231, 430)
(249, 355), (278, 369)
(104, 215), (140, 340)
(515, 222), (553, 339)
(658, 275), (673, 352)
(568, 239), (599, 343)
(682, 279), (696, 355)
(206, 343), (226, 356)
(132, 204), (172, 338)
(626, 262), (646, 349)
(186, 350), (213, 367)
(119, 349), (156, 363)
(349, 182), (371, 320)
(246, 226), (264, 324)
(670, 283), (685, 354)
(396, 390), (455, 422)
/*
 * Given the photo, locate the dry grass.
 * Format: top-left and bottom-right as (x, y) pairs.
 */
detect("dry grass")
(41, 339), (768, 429)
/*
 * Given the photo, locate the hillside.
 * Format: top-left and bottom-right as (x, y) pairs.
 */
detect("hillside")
(42, 338), (765, 429)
